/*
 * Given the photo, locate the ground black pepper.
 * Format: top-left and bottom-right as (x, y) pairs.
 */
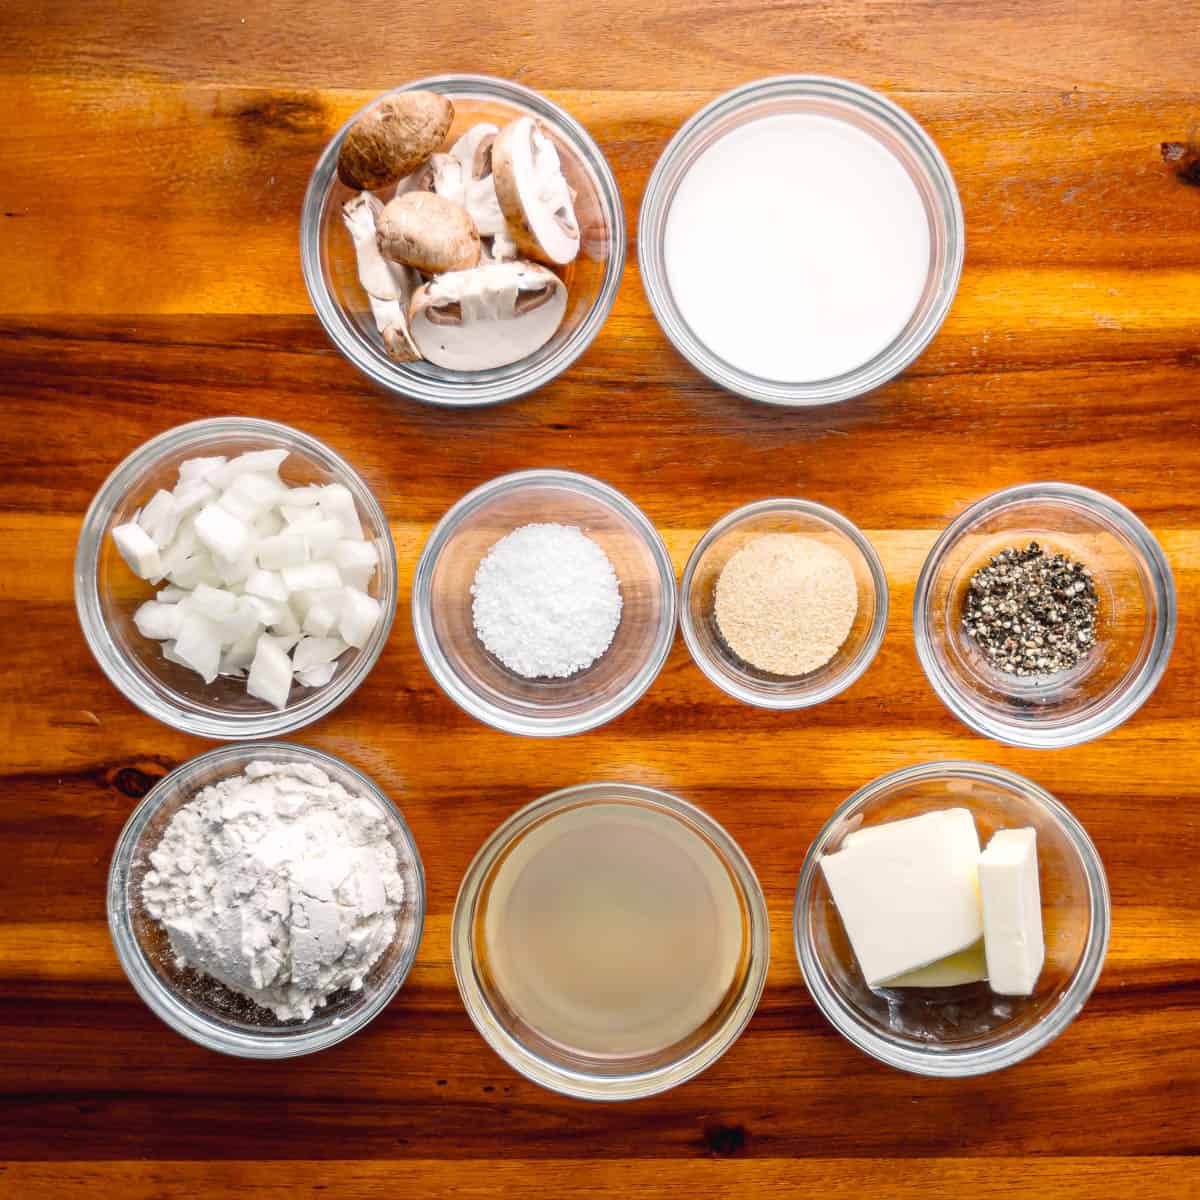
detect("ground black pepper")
(962, 542), (1098, 676)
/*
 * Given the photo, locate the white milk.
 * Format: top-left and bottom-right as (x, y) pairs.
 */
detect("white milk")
(664, 112), (931, 383)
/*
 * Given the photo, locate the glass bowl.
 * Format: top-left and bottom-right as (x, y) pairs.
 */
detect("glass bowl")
(639, 75), (963, 406)
(453, 782), (769, 1100)
(301, 74), (625, 407)
(679, 499), (888, 708)
(915, 482), (1176, 748)
(794, 761), (1109, 1076)
(108, 743), (425, 1058)
(412, 469), (676, 736)
(75, 417), (398, 740)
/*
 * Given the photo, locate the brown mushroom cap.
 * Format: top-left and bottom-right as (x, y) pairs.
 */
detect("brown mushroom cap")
(376, 191), (481, 274)
(337, 91), (455, 191)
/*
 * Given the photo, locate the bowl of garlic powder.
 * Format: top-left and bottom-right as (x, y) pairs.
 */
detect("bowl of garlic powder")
(679, 498), (888, 708)
(108, 743), (425, 1057)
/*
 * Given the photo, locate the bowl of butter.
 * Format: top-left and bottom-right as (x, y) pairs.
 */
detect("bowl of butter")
(794, 761), (1109, 1076)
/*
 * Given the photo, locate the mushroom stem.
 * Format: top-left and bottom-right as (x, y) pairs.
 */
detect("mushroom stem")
(341, 193), (420, 361)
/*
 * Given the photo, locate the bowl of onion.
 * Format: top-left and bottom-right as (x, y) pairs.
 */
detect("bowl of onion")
(300, 74), (625, 407)
(75, 417), (397, 739)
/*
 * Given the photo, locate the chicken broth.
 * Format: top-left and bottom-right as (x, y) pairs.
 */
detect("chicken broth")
(477, 801), (746, 1059)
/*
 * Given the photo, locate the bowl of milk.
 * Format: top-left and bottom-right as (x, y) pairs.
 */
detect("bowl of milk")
(639, 76), (964, 406)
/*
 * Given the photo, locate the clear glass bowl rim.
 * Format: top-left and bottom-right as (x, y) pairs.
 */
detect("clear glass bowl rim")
(913, 481), (1177, 748)
(300, 73), (627, 408)
(107, 741), (427, 1059)
(74, 415), (399, 741)
(411, 468), (678, 737)
(638, 74), (965, 406)
(678, 498), (890, 708)
(793, 759), (1111, 1077)
(451, 781), (770, 1100)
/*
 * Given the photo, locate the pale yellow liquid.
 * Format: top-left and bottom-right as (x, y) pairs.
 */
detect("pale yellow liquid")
(480, 802), (746, 1059)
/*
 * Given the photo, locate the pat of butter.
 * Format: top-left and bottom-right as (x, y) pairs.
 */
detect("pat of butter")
(883, 939), (988, 988)
(979, 827), (1045, 996)
(821, 808), (983, 987)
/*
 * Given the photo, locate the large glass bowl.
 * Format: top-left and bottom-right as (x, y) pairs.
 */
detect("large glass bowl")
(453, 782), (770, 1100)
(794, 761), (1110, 1076)
(75, 417), (397, 740)
(108, 743), (425, 1058)
(639, 76), (963, 406)
(301, 74), (625, 407)
(915, 482), (1176, 748)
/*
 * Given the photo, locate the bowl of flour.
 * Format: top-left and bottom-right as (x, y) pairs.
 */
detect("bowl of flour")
(108, 743), (425, 1057)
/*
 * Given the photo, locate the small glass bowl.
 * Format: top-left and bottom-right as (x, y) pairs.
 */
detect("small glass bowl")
(412, 470), (676, 736)
(108, 743), (425, 1058)
(301, 74), (625, 407)
(679, 499), (888, 708)
(639, 75), (964, 406)
(915, 482), (1176, 748)
(453, 782), (770, 1100)
(75, 417), (398, 740)
(794, 761), (1110, 1076)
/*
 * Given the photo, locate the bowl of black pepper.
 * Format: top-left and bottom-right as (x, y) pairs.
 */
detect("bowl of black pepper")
(914, 483), (1176, 748)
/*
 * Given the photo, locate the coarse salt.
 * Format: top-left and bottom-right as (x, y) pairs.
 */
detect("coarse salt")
(470, 522), (622, 679)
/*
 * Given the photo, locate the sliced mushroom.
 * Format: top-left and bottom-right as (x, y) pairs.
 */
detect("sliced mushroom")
(337, 91), (454, 191)
(444, 123), (519, 262)
(491, 117), (580, 266)
(408, 260), (567, 370)
(341, 193), (420, 361)
(376, 191), (480, 274)
(412, 152), (466, 206)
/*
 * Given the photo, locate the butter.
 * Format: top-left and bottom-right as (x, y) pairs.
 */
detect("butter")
(821, 808), (984, 987)
(978, 828), (1045, 996)
(883, 939), (988, 987)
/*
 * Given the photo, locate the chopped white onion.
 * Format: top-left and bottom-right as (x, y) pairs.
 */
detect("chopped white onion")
(246, 635), (293, 708)
(111, 448), (377, 705)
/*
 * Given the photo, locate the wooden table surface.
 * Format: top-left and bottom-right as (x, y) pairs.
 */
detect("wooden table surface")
(2, 2), (1198, 1195)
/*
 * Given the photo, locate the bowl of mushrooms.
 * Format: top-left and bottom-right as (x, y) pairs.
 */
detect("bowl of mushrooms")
(301, 76), (626, 407)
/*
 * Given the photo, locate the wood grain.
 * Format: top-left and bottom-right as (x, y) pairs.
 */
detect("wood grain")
(1, 0), (1198, 1195)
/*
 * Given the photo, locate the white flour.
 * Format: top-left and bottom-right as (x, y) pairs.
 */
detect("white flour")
(142, 759), (404, 1022)
(470, 522), (622, 679)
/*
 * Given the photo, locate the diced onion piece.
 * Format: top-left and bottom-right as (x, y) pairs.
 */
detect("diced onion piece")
(296, 661), (337, 689)
(332, 539), (378, 573)
(264, 631), (301, 653)
(220, 628), (261, 675)
(246, 635), (293, 709)
(244, 568), (288, 603)
(156, 585), (188, 604)
(212, 548), (256, 586)
(304, 518), (344, 559)
(134, 600), (183, 641)
(172, 479), (216, 517)
(138, 490), (181, 549)
(280, 562), (342, 593)
(317, 483), (363, 540)
(177, 455), (227, 484)
(243, 593), (289, 629)
(212, 449), (288, 489)
(282, 485), (323, 508)
(269, 606), (301, 637)
(339, 588), (382, 649)
(113, 522), (163, 580)
(293, 635), (349, 672)
(187, 583), (237, 622)
(218, 472), (289, 523)
(254, 509), (284, 538)
(257, 532), (309, 570)
(173, 614), (223, 684)
(194, 503), (252, 561)
(218, 596), (265, 645)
